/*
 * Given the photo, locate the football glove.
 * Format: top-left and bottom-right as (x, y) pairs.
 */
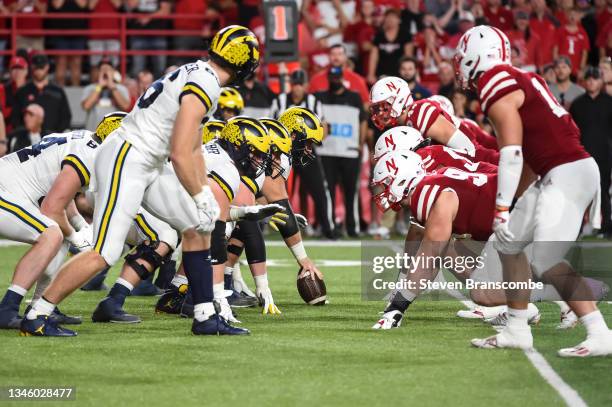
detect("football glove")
(66, 224), (93, 252)
(193, 186), (220, 233)
(229, 204), (285, 221)
(257, 286), (281, 315)
(492, 207), (514, 243)
(217, 297), (241, 323)
(268, 212), (307, 231)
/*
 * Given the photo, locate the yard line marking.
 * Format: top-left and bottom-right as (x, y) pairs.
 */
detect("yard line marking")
(523, 349), (587, 407)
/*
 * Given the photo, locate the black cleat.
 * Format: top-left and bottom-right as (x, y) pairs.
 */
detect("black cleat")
(0, 306), (22, 329)
(92, 298), (141, 324)
(51, 307), (82, 325)
(180, 290), (194, 318)
(20, 315), (77, 337)
(227, 291), (258, 308)
(191, 314), (250, 335)
(155, 286), (186, 314)
(131, 276), (163, 296)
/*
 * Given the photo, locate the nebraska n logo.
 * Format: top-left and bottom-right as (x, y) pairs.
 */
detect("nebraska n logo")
(384, 134), (396, 150)
(460, 34), (471, 52)
(386, 81), (398, 93)
(385, 158), (399, 175)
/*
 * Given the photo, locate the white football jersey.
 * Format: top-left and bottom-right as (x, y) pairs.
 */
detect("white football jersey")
(280, 154), (291, 181)
(0, 130), (98, 205)
(116, 61), (221, 166)
(202, 140), (240, 202)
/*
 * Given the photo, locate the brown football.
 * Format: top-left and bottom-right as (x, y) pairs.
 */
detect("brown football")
(297, 268), (327, 305)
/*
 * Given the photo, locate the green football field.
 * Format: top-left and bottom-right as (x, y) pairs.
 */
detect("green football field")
(0, 243), (610, 407)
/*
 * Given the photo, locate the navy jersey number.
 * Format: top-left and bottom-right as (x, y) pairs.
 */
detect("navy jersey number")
(137, 69), (181, 109)
(17, 137), (68, 163)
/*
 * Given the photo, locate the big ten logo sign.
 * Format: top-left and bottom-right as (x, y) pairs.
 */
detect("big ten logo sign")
(330, 122), (353, 138)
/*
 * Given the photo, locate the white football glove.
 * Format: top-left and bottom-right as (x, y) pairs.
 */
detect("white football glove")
(229, 203), (285, 221)
(192, 185), (220, 233)
(257, 286), (281, 315)
(217, 297), (241, 323)
(492, 208), (514, 243)
(66, 224), (93, 252)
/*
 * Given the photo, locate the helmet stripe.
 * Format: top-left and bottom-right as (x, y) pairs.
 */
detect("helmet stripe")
(216, 26), (244, 53)
(489, 26), (507, 62)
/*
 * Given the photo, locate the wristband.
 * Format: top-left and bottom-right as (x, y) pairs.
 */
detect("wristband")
(192, 185), (212, 206)
(228, 206), (246, 221)
(289, 241), (308, 261)
(69, 214), (88, 231)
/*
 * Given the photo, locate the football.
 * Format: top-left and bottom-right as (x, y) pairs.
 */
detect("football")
(297, 268), (327, 305)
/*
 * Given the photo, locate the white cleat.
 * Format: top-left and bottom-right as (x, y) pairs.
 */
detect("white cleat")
(471, 326), (534, 350)
(372, 310), (403, 330)
(558, 331), (612, 358)
(556, 310), (579, 330)
(456, 305), (506, 320)
(486, 304), (540, 331)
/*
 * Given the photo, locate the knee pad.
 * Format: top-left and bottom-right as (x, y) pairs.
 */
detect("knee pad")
(211, 220), (228, 265)
(237, 220), (266, 264)
(227, 243), (244, 257)
(271, 199), (299, 239)
(125, 240), (165, 280)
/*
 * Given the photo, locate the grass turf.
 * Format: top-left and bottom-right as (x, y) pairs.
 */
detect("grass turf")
(0, 244), (610, 407)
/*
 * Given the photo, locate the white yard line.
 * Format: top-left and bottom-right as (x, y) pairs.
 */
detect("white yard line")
(523, 349), (587, 407)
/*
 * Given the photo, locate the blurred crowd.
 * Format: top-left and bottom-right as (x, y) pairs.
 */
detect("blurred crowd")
(0, 0), (609, 237)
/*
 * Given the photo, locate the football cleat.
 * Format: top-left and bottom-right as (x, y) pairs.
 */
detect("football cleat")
(372, 310), (404, 330)
(556, 310), (579, 330)
(0, 306), (22, 329)
(486, 304), (540, 331)
(155, 286), (186, 314)
(50, 307), (82, 325)
(216, 298), (241, 323)
(471, 326), (533, 350)
(227, 291), (258, 308)
(80, 267), (109, 291)
(131, 276), (163, 296)
(558, 331), (612, 357)
(20, 315), (77, 337)
(91, 298), (141, 324)
(192, 314), (250, 336)
(456, 305), (506, 320)
(180, 290), (194, 318)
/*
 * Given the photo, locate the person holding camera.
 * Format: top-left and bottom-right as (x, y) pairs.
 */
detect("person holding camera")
(81, 58), (131, 131)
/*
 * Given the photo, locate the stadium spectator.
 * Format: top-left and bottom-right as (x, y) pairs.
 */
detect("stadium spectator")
(553, 7), (590, 76)
(137, 68), (154, 95)
(0, 115), (6, 157)
(7, 103), (43, 153)
(450, 89), (473, 120)
(7, 0), (46, 51)
(309, 44), (370, 105)
(600, 57), (612, 94)
(87, 0), (122, 75)
(173, 0), (217, 66)
(437, 60), (456, 99)
(344, 0), (376, 75)
(553, 0), (574, 26)
(413, 13), (448, 84)
(12, 54), (71, 134)
(549, 56), (585, 109)
(483, 0), (514, 31)
(315, 66), (367, 237)
(270, 70), (335, 239)
(444, 11), (476, 54)
(46, 0), (89, 86)
(237, 72), (276, 118)
(530, 0), (558, 68)
(398, 56), (432, 100)
(542, 63), (557, 84)
(570, 66), (612, 236)
(126, 0), (172, 77)
(1, 56), (29, 129)
(367, 8), (413, 84)
(81, 59), (130, 131)
(401, 0), (424, 36)
(424, 0), (451, 19)
(507, 10), (542, 72)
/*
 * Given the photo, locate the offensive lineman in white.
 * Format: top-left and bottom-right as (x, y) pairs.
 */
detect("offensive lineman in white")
(22, 25), (261, 337)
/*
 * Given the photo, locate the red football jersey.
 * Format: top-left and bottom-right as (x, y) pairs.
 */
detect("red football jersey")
(460, 118), (498, 150)
(477, 65), (590, 176)
(408, 167), (496, 241)
(416, 145), (498, 174)
(405, 99), (499, 165)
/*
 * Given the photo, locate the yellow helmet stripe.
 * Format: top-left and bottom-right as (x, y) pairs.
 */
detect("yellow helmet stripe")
(62, 154), (91, 187)
(181, 83), (212, 111)
(216, 26), (244, 53)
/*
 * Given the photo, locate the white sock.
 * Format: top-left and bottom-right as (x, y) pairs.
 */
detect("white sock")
(116, 277), (134, 291)
(213, 282), (225, 300)
(224, 266), (233, 276)
(26, 297), (56, 320)
(193, 302), (216, 321)
(254, 274), (269, 291)
(580, 310), (608, 337)
(8, 284), (27, 296)
(171, 274), (188, 289)
(506, 307), (530, 328)
(555, 301), (571, 313)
